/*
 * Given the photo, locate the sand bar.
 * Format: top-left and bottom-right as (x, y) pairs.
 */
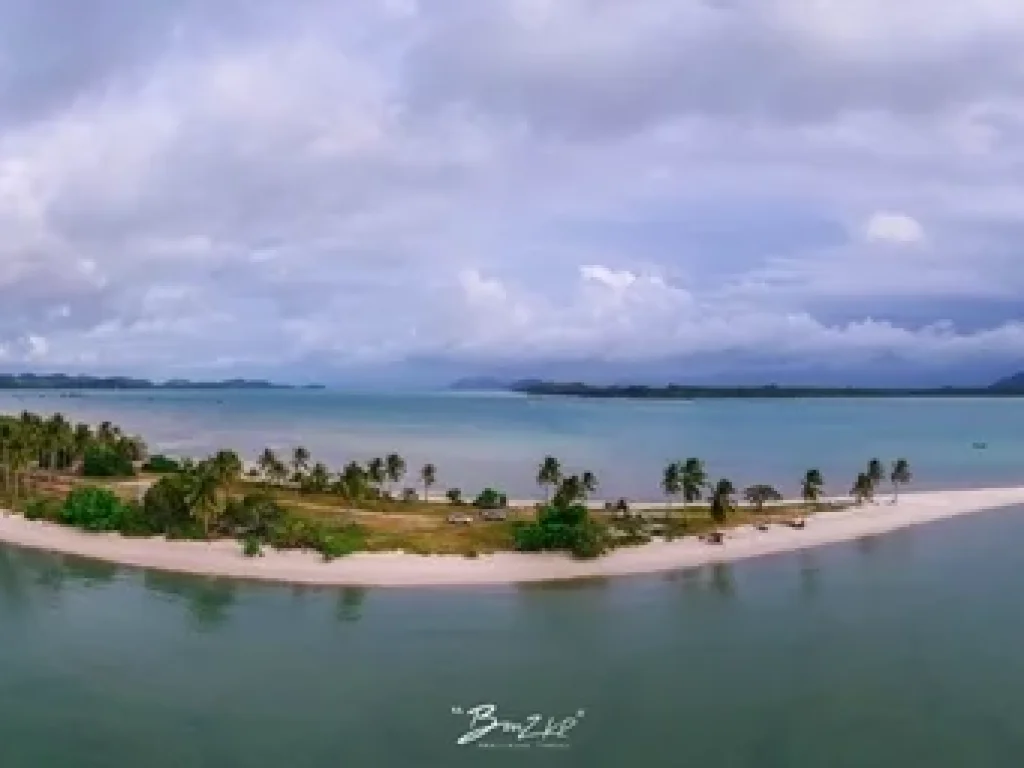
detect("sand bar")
(2, 487), (1023, 587)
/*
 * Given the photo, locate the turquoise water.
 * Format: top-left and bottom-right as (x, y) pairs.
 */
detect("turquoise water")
(3, 505), (1024, 767)
(1, 390), (1022, 497)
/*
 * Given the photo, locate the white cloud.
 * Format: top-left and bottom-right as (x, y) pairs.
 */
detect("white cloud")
(864, 211), (926, 244)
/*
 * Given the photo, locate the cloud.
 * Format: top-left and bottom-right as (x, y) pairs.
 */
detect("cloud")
(0, 0), (1022, 381)
(864, 212), (926, 244)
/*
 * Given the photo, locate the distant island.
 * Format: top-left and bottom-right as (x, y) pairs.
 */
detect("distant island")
(450, 373), (1024, 399)
(0, 373), (324, 390)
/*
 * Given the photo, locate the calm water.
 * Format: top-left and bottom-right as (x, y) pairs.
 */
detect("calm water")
(3, 505), (1024, 767)
(1, 389), (1023, 497)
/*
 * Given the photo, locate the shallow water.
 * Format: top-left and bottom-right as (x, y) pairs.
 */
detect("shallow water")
(1, 390), (1022, 497)
(3, 504), (1024, 767)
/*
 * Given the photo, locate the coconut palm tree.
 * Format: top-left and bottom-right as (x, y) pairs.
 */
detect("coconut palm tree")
(537, 456), (562, 501)
(710, 478), (735, 525)
(801, 468), (824, 504)
(210, 450), (243, 495)
(866, 458), (884, 502)
(661, 461), (682, 511)
(188, 462), (222, 537)
(366, 457), (386, 497)
(851, 472), (874, 505)
(257, 447), (278, 482)
(890, 459), (912, 503)
(307, 462), (330, 493)
(340, 461), (368, 501)
(681, 458), (707, 507)
(384, 453), (406, 497)
(291, 446), (310, 482)
(420, 463), (436, 501)
(269, 458), (288, 486)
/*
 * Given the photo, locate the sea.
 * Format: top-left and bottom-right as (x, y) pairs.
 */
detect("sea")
(2, 391), (1023, 767)
(0, 389), (1021, 499)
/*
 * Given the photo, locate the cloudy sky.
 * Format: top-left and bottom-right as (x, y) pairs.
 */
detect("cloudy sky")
(2, 0), (1023, 385)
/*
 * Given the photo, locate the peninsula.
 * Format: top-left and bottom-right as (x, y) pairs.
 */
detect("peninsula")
(490, 373), (1024, 400)
(0, 373), (323, 390)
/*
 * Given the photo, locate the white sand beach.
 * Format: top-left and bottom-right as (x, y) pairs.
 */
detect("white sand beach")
(2, 486), (1023, 587)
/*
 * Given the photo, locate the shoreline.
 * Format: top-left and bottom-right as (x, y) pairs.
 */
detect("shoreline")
(2, 486), (1023, 587)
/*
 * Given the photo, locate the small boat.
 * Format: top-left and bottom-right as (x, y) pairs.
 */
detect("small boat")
(972, 442), (988, 450)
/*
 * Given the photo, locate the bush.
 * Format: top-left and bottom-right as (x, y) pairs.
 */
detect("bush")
(119, 501), (159, 537)
(242, 535), (263, 557)
(473, 487), (507, 509)
(59, 486), (129, 532)
(142, 476), (194, 535)
(23, 497), (62, 522)
(445, 487), (463, 505)
(82, 446), (136, 478)
(512, 502), (608, 559)
(142, 454), (181, 473)
(221, 493), (287, 538)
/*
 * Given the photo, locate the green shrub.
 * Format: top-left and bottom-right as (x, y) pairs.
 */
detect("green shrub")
(473, 487), (507, 509)
(221, 493), (287, 538)
(119, 501), (159, 537)
(242, 535), (263, 557)
(513, 502), (608, 559)
(142, 476), (193, 534)
(24, 497), (62, 522)
(59, 486), (129, 532)
(82, 446), (136, 478)
(445, 487), (463, 505)
(141, 454), (181, 473)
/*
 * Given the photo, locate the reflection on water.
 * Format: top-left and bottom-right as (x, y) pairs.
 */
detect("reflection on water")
(335, 587), (367, 623)
(143, 570), (238, 629)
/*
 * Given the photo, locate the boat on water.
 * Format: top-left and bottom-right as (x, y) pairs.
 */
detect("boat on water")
(972, 442), (988, 449)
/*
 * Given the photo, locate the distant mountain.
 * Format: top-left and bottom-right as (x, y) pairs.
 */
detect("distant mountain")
(0, 373), (323, 390)
(990, 371), (1024, 392)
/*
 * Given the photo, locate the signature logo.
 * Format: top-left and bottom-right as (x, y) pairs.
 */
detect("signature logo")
(451, 703), (585, 749)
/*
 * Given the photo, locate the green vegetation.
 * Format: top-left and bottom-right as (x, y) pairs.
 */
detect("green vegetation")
(142, 454), (182, 473)
(514, 477), (607, 559)
(0, 408), (914, 561)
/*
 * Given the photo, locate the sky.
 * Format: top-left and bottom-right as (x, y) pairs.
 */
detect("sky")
(1, 0), (1024, 386)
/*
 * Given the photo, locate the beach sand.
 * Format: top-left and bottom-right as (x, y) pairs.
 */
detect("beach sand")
(2, 487), (1023, 587)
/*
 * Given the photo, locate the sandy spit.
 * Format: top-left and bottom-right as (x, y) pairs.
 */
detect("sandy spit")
(2, 487), (1023, 588)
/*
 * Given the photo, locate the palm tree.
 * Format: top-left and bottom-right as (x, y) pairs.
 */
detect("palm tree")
(890, 459), (912, 503)
(851, 472), (873, 505)
(581, 470), (598, 496)
(307, 462), (330, 493)
(269, 458), (289, 486)
(420, 463), (437, 501)
(257, 447), (278, 482)
(210, 450), (243, 495)
(681, 458), (707, 507)
(384, 453), (406, 497)
(661, 461), (682, 511)
(744, 484), (783, 514)
(801, 468), (824, 504)
(537, 456), (562, 501)
(339, 461), (367, 501)
(188, 462), (222, 537)
(866, 458), (884, 502)
(291, 446), (310, 482)
(366, 457), (386, 496)
(709, 478), (735, 525)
